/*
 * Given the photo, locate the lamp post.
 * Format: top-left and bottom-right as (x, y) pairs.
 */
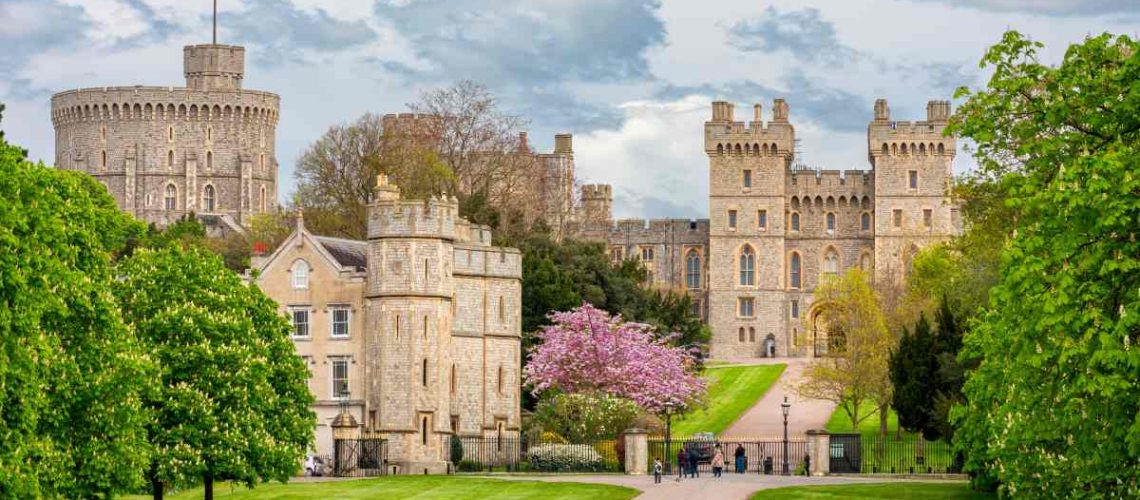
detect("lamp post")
(664, 402), (675, 475)
(781, 396), (791, 476)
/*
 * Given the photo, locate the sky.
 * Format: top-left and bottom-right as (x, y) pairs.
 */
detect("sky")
(2, 0), (1137, 219)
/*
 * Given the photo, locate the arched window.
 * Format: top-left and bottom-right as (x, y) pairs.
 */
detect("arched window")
(167, 150), (174, 168)
(685, 250), (701, 289)
(717, 144), (724, 155)
(203, 184), (216, 212)
(739, 245), (755, 286)
(891, 143), (898, 155)
(291, 260), (309, 289)
(823, 248), (839, 275)
(738, 327), (745, 342)
(735, 143), (742, 155)
(901, 143), (908, 154)
(826, 212), (836, 232)
(861, 212), (871, 230)
(881, 143), (888, 155)
(790, 253), (802, 289)
(164, 184), (177, 210)
(790, 212), (800, 231)
(937, 143), (946, 155)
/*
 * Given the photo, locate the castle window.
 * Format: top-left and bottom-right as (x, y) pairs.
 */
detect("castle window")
(739, 245), (755, 286)
(164, 184), (177, 210)
(450, 365), (457, 395)
(686, 250), (701, 289)
(206, 151), (213, 170)
(790, 253), (802, 289)
(259, 186), (266, 212)
(101, 126), (106, 140)
(790, 212), (800, 231)
(826, 212), (836, 232)
(893, 209), (903, 228)
(937, 143), (945, 155)
(331, 305), (350, 338)
(421, 416), (429, 445)
(395, 315), (401, 339)
(739, 327), (745, 342)
(331, 357), (349, 399)
(728, 210), (737, 230)
(881, 143), (888, 155)
(290, 307), (310, 338)
(735, 144), (742, 155)
(891, 143), (898, 155)
(422, 358), (429, 387)
(749, 327), (756, 343)
(901, 143), (908, 155)
(717, 144), (724, 155)
(823, 248), (839, 275)
(861, 212), (871, 231)
(758, 210), (767, 230)
(145, 193), (153, 207)
(168, 126), (173, 141)
(207, 126), (212, 141)
(260, 153), (265, 172)
(742, 169), (752, 188)
(923, 208), (933, 228)
(101, 150), (107, 169)
(791, 300), (799, 319)
(203, 185), (216, 212)
(610, 246), (624, 263)
(291, 260), (310, 289)
(860, 253), (872, 271)
(908, 170), (918, 189)
(738, 297), (755, 318)
(640, 246), (654, 261)
(498, 296), (505, 322)
(919, 143), (926, 155)
(497, 366), (504, 395)
(423, 316), (428, 339)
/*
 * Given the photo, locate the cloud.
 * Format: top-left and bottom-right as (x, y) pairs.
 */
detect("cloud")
(0, 1), (91, 79)
(907, 0), (1138, 16)
(726, 6), (855, 63)
(225, 0), (378, 65)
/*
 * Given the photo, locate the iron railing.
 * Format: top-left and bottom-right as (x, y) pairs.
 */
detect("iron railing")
(445, 435), (623, 473)
(647, 435), (809, 476)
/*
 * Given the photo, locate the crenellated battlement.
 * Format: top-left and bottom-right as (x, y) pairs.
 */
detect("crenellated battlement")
(367, 175), (460, 241)
(581, 183), (612, 199)
(867, 99), (955, 163)
(608, 218), (710, 235)
(705, 99), (795, 158)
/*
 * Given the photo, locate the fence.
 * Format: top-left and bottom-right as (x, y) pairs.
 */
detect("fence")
(447, 435), (623, 473)
(827, 433), (962, 474)
(331, 437), (389, 477)
(647, 435), (809, 476)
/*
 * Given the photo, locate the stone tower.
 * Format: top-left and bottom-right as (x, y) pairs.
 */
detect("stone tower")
(580, 184), (613, 226)
(868, 99), (956, 290)
(50, 42), (278, 230)
(706, 99), (795, 359)
(365, 175), (457, 473)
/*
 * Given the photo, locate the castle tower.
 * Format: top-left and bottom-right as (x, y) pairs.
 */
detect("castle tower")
(868, 99), (957, 291)
(579, 184), (613, 228)
(183, 44), (244, 91)
(706, 99), (795, 358)
(365, 174), (457, 474)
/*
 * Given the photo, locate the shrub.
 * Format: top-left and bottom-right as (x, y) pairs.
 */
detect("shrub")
(527, 444), (605, 472)
(457, 460), (484, 472)
(449, 435), (464, 464)
(540, 431), (568, 444)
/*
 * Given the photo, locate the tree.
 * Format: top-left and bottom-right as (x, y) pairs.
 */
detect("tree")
(532, 392), (643, 442)
(889, 315), (939, 439)
(114, 246), (314, 500)
(0, 137), (152, 498)
(794, 269), (893, 433)
(950, 31), (1140, 495)
(525, 304), (706, 414)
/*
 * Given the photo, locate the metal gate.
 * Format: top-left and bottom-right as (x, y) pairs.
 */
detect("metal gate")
(333, 438), (388, 477)
(829, 433), (861, 473)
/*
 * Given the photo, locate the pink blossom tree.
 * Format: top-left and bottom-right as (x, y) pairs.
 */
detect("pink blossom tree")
(524, 303), (706, 413)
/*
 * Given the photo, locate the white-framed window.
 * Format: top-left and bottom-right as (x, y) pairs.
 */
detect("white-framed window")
(738, 297), (755, 318)
(290, 307), (310, 338)
(758, 210), (767, 231)
(331, 356), (349, 399)
(292, 260), (310, 289)
(728, 210), (738, 230)
(330, 305), (350, 338)
(203, 184), (216, 212)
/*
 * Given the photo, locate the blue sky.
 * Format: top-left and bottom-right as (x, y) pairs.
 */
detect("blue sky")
(2, 0), (1137, 219)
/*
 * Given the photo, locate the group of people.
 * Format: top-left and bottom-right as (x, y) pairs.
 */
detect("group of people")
(652, 444), (751, 483)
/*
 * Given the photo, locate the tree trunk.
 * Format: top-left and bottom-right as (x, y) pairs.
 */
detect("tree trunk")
(150, 462), (164, 500)
(879, 405), (888, 437)
(204, 470), (213, 500)
(849, 402), (860, 433)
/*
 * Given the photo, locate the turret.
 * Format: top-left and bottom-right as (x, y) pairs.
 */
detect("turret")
(183, 44), (244, 91)
(580, 184), (613, 228)
(554, 133), (573, 155)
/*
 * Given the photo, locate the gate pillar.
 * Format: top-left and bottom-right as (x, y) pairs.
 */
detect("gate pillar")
(805, 429), (830, 476)
(623, 428), (648, 475)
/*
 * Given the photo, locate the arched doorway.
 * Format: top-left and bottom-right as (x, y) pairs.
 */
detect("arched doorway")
(810, 304), (846, 357)
(764, 334), (777, 358)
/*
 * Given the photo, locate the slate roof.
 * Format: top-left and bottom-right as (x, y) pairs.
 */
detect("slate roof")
(313, 236), (367, 271)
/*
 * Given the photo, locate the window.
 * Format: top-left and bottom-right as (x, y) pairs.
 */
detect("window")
(206, 151), (213, 170)
(790, 212), (800, 231)
(167, 150), (174, 168)
(923, 209), (933, 228)
(909, 170), (918, 189)
(421, 416), (429, 445)
(826, 212), (836, 232)
(331, 357), (349, 399)
(422, 358), (429, 387)
(742, 169), (752, 188)
(861, 212), (871, 231)
(203, 185), (216, 212)
(739, 246), (755, 286)
(259, 186), (266, 212)
(860, 253), (872, 271)
(749, 327), (756, 343)
(331, 305), (350, 338)
(610, 246), (624, 263)
(207, 126), (212, 141)
(640, 246), (654, 261)
(893, 209), (903, 228)
(790, 253), (802, 289)
(291, 308), (310, 338)
(100, 150), (107, 169)
(738, 297), (755, 317)
(164, 184), (177, 210)
(168, 126), (173, 141)
(498, 296), (505, 322)
(791, 300), (799, 319)
(728, 210), (737, 230)
(497, 366), (504, 394)
(685, 250), (701, 289)
(739, 327), (745, 342)
(758, 210), (767, 231)
(450, 365), (457, 395)
(292, 260), (310, 289)
(824, 249), (839, 275)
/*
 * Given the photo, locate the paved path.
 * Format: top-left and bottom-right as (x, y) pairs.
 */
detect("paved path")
(505, 473), (961, 500)
(719, 358), (837, 438)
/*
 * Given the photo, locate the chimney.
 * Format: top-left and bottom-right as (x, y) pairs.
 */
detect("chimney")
(753, 103), (762, 123)
(554, 133), (573, 154)
(874, 99), (890, 121)
(518, 131), (529, 153)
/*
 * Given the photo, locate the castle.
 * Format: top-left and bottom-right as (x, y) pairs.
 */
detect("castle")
(253, 175), (522, 473)
(575, 98), (961, 359)
(50, 43), (279, 233)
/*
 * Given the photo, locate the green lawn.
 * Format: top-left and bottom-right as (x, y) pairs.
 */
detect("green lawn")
(826, 401), (960, 474)
(125, 476), (638, 500)
(671, 364), (785, 435)
(825, 400), (900, 436)
(752, 482), (994, 499)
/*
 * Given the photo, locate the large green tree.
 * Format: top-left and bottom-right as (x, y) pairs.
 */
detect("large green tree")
(0, 137), (152, 498)
(114, 247), (314, 500)
(951, 32), (1140, 496)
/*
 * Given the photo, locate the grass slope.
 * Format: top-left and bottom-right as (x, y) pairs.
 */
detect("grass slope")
(125, 476), (638, 500)
(671, 364), (785, 435)
(825, 399), (900, 436)
(752, 482), (994, 499)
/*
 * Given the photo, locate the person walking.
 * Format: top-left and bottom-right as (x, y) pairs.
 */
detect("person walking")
(712, 445), (725, 478)
(677, 448), (688, 480)
(653, 457), (663, 484)
(734, 444), (746, 473)
(687, 445), (700, 478)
